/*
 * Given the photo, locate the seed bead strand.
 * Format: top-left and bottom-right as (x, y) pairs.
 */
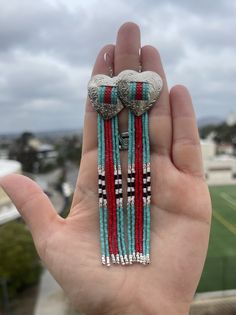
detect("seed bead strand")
(104, 85), (120, 263)
(111, 86), (128, 265)
(130, 84), (137, 262)
(129, 83), (136, 262)
(131, 112), (136, 261)
(104, 114), (114, 263)
(134, 115), (141, 262)
(138, 115), (144, 262)
(101, 116), (110, 266)
(142, 112), (147, 265)
(107, 119), (119, 263)
(112, 87), (128, 265)
(142, 82), (150, 264)
(98, 114), (106, 265)
(99, 87), (111, 266)
(104, 87), (114, 261)
(142, 84), (151, 264)
(127, 111), (133, 263)
(133, 83), (140, 262)
(135, 82), (147, 263)
(112, 117), (122, 264)
(135, 82), (143, 263)
(145, 112), (151, 264)
(115, 116), (129, 264)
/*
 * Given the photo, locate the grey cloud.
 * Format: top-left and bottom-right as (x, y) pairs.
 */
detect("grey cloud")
(0, 0), (235, 133)
(139, 0), (234, 17)
(0, 0), (133, 65)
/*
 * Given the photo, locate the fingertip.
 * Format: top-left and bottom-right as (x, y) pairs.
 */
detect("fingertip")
(115, 22), (141, 69)
(0, 173), (29, 193)
(92, 44), (115, 76)
(0, 173), (58, 238)
(141, 45), (161, 59)
(141, 44), (167, 85)
(0, 173), (52, 215)
(117, 21), (141, 37)
(170, 85), (195, 118)
(170, 84), (191, 99)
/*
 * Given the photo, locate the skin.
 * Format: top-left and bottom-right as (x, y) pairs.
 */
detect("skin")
(0, 23), (212, 315)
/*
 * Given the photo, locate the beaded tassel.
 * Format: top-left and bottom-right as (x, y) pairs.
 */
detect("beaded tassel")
(89, 69), (162, 267)
(126, 82), (151, 264)
(98, 114), (110, 266)
(143, 112), (151, 264)
(97, 85), (127, 266)
(113, 117), (128, 264)
(127, 112), (135, 263)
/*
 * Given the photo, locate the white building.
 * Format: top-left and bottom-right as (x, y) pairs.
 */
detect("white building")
(226, 112), (236, 127)
(201, 139), (236, 184)
(0, 160), (22, 224)
(28, 139), (58, 172)
(201, 139), (216, 160)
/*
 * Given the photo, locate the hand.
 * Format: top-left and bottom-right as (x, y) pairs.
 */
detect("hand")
(0, 23), (211, 315)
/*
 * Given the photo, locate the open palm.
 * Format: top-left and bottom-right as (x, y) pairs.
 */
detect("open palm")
(0, 23), (211, 315)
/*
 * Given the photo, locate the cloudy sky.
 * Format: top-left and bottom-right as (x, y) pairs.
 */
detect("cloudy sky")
(0, 0), (235, 134)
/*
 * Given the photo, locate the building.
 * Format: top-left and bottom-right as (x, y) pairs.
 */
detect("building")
(226, 111), (236, 127)
(9, 132), (58, 173)
(0, 137), (11, 159)
(201, 139), (236, 184)
(201, 139), (216, 160)
(0, 160), (22, 225)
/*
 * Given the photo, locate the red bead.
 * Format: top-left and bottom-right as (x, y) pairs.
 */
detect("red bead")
(105, 119), (118, 256)
(135, 82), (143, 101)
(104, 86), (113, 104)
(135, 116), (144, 255)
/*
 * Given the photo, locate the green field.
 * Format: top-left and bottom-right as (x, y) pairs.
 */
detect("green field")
(197, 185), (236, 292)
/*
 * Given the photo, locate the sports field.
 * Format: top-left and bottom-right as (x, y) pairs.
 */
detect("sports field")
(197, 185), (236, 292)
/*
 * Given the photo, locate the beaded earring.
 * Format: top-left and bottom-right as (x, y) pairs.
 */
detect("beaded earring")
(88, 57), (163, 267)
(88, 60), (128, 266)
(117, 70), (163, 264)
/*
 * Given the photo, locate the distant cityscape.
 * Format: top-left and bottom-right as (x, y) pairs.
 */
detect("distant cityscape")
(0, 113), (236, 315)
(0, 112), (236, 225)
(0, 129), (83, 225)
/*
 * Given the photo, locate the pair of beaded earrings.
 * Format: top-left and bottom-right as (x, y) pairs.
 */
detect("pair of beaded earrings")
(88, 60), (163, 267)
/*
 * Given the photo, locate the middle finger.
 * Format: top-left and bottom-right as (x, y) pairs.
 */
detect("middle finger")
(114, 22), (141, 132)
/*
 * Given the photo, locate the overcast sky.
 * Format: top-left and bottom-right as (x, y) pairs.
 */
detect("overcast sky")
(0, 0), (235, 133)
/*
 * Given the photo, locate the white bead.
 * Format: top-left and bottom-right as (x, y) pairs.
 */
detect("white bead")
(111, 254), (116, 264)
(102, 255), (106, 265)
(124, 255), (129, 264)
(129, 255), (133, 264)
(120, 255), (125, 265)
(106, 256), (111, 267)
(116, 254), (120, 264)
(136, 252), (140, 263)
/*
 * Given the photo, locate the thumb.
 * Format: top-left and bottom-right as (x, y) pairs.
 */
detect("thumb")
(0, 174), (60, 246)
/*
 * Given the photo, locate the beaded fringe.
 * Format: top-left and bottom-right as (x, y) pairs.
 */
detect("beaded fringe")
(97, 82), (151, 266)
(98, 112), (151, 266)
(126, 112), (151, 265)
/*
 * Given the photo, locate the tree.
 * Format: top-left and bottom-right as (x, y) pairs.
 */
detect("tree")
(0, 221), (41, 300)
